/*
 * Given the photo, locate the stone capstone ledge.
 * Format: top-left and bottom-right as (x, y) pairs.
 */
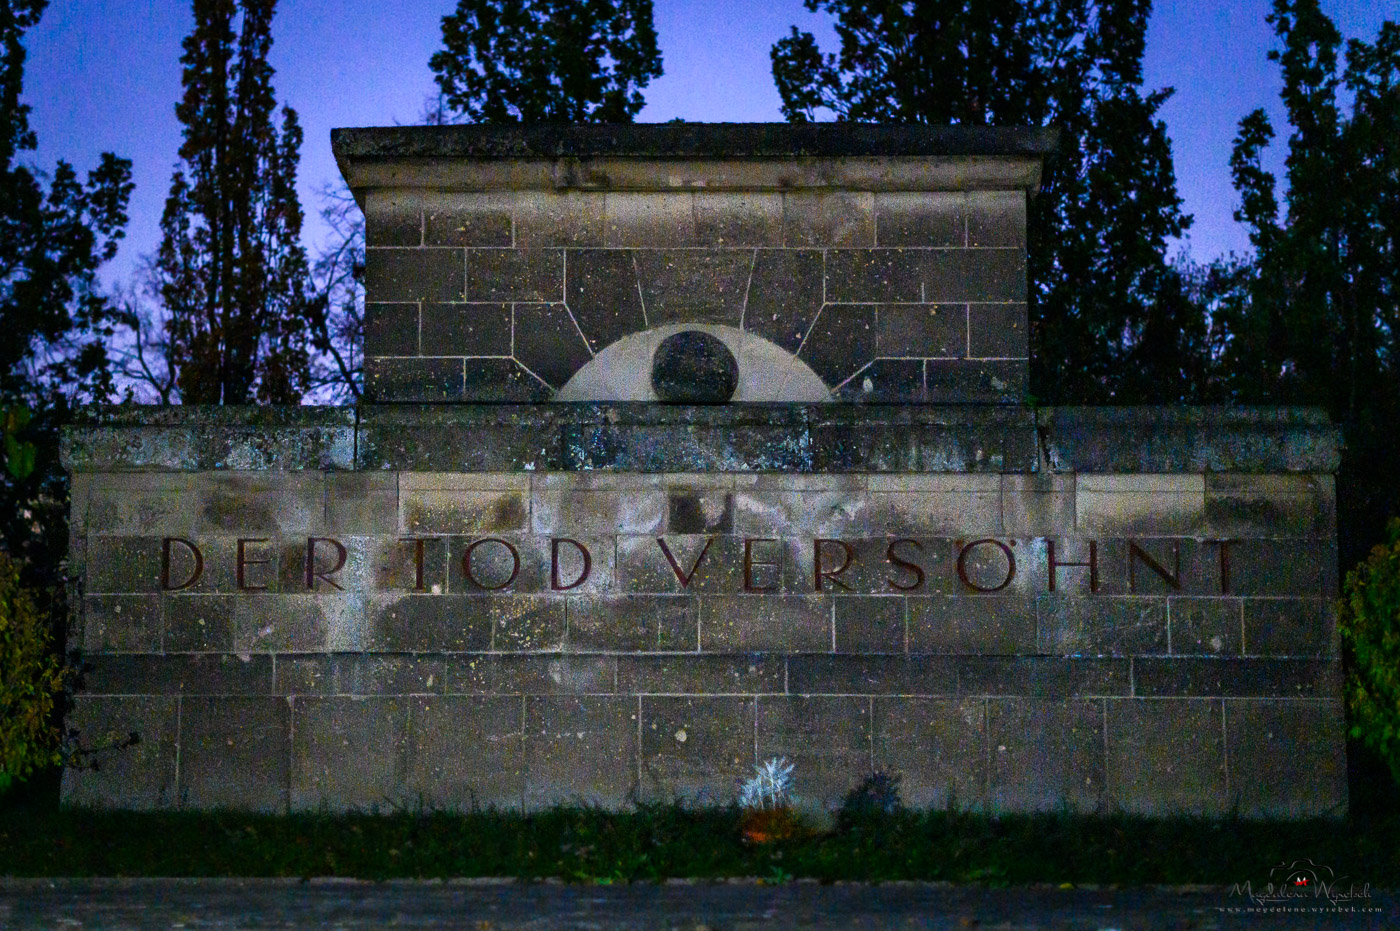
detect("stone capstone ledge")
(61, 404), (1338, 474)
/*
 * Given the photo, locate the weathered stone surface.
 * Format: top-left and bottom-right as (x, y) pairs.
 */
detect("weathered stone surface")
(566, 595), (697, 652)
(164, 594), (236, 652)
(616, 654), (782, 695)
(1132, 657), (1340, 697)
(1224, 699), (1347, 817)
(874, 192), (964, 247)
(274, 654), (445, 696)
(363, 302), (418, 356)
(1168, 598), (1242, 656)
(787, 655), (957, 695)
(1105, 698), (1225, 815)
(368, 595), (492, 652)
(83, 594), (162, 652)
(873, 697), (987, 808)
(651, 331), (739, 404)
(988, 698), (1105, 813)
(514, 191), (605, 247)
(513, 303), (592, 389)
(757, 695), (871, 809)
(365, 248), (464, 303)
(364, 189), (421, 246)
(63, 696), (178, 810)
(699, 595), (832, 652)
(464, 249), (562, 302)
(640, 696), (754, 804)
(81, 653), (273, 696)
(523, 696), (638, 809)
(966, 191), (1027, 248)
(783, 192), (875, 246)
(406, 695), (524, 811)
(907, 596), (1035, 654)
(423, 192), (512, 247)
(957, 657), (1129, 698)
(1036, 596), (1168, 656)
(289, 696), (410, 811)
(833, 596), (906, 653)
(178, 697), (290, 812)
(1243, 598), (1334, 657)
(419, 302), (511, 356)
(444, 654), (616, 695)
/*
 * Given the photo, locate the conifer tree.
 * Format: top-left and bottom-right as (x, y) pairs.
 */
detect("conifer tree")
(771, 0), (1195, 403)
(430, 0), (663, 122)
(1, 0), (131, 582)
(1219, 0), (1399, 564)
(154, 0), (319, 404)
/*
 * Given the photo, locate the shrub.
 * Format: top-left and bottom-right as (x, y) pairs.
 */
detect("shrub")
(1339, 517), (1400, 786)
(0, 552), (66, 793)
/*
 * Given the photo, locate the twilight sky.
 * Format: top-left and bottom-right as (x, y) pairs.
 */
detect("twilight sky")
(20, 0), (1399, 289)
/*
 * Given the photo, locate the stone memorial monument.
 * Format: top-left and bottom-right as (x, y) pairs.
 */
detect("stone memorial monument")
(61, 124), (1346, 816)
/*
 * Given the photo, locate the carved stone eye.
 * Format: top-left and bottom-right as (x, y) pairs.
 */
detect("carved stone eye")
(650, 330), (739, 403)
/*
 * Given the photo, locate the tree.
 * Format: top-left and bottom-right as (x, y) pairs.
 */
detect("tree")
(1, 0), (132, 584)
(430, 0), (663, 123)
(151, 0), (320, 405)
(770, 0), (1198, 403)
(1219, 0), (1399, 565)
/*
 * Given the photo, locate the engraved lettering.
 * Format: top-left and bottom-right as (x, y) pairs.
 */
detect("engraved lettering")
(462, 537), (520, 591)
(813, 538), (854, 592)
(236, 538), (270, 592)
(410, 538), (426, 592)
(160, 537), (203, 592)
(957, 538), (1016, 593)
(885, 538), (925, 592)
(1046, 539), (1098, 592)
(551, 538), (592, 591)
(305, 537), (348, 591)
(656, 536), (715, 589)
(1208, 539), (1238, 595)
(1128, 541), (1181, 592)
(743, 537), (779, 593)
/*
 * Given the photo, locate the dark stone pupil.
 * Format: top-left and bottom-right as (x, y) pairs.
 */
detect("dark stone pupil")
(651, 331), (739, 404)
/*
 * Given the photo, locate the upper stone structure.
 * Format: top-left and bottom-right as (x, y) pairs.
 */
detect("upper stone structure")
(333, 124), (1056, 405)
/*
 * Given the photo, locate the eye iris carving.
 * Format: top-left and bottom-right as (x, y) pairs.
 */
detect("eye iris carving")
(651, 331), (739, 403)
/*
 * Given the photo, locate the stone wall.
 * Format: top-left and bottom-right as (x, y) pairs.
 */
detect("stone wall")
(61, 406), (1346, 817)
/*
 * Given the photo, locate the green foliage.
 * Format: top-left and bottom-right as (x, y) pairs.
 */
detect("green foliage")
(430, 0), (663, 123)
(0, 804), (1396, 885)
(1211, 0), (1400, 565)
(1340, 518), (1400, 786)
(149, 0), (322, 405)
(0, 0), (129, 590)
(0, 551), (65, 793)
(770, 0), (1197, 404)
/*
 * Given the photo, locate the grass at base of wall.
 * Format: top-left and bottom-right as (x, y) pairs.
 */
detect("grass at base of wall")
(2, 800), (1396, 885)
(3, 749), (1395, 885)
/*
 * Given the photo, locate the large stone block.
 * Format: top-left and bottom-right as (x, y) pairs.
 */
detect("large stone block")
(523, 696), (639, 809)
(464, 248), (562, 302)
(289, 696), (410, 811)
(604, 192), (698, 247)
(274, 654), (445, 696)
(418, 302), (511, 356)
(787, 655), (957, 695)
(634, 250), (752, 326)
(1243, 598), (1334, 657)
(833, 596), (906, 653)
(325, 472), (398, 536)
(423, 192), (512, 247)
(957, 656), (1129, 698)
(365, 248), (464, 303)
(757, 695), (872, 809)
(367, 594), (492, 652)
(694, 193), (783, 246)
(782, 192), (875, 246)
(566, 595), (698, 652)
(513, 302), (592, 388)
(364, 302), (419, 356)
(178, 696), (290, 812)
(874, 303), (965, 358)
(406, 695), (524, 812)
(1105, 698), (1226, 815)
(563, 249), (647, 353)
(445, 654), (616, 695)
(82, 594), (162, 653)
(62, 696), (178, 810)
(873, 697), (987, 808)
(1076, 474), (1206, 536)
(80, 653), (273, 696)
(968, 303), (1028, 359)
(1035, 596), (1169, 656)
(1224, 699), (1347, 817)
(399, 473), (528, 536)
(699, 595), (832, 652)
(907, 595), (1035, 654)
(1204, 473), (1335, 538)
(1133, 657), (1340, 697)
(640, 696), (755, 804)
(514, 191), (605, 247)
(988, 698), (1105, 813)
(743, 250), (824, 354)
(364, 189), (422, 247)
(1168, 597), (1243, 656)
(966, 191), (1026, 247)
(873, 192), (963, 247)
(164, 593), (236, 652)
(364, 357), (465, 402)
(616, 654), (783, 695)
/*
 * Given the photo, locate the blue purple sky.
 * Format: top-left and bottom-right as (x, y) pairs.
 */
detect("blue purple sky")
(20, 0), (1398, 287)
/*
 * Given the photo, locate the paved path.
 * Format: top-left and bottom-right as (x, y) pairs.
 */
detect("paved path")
(1, 879), (1393, 930)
